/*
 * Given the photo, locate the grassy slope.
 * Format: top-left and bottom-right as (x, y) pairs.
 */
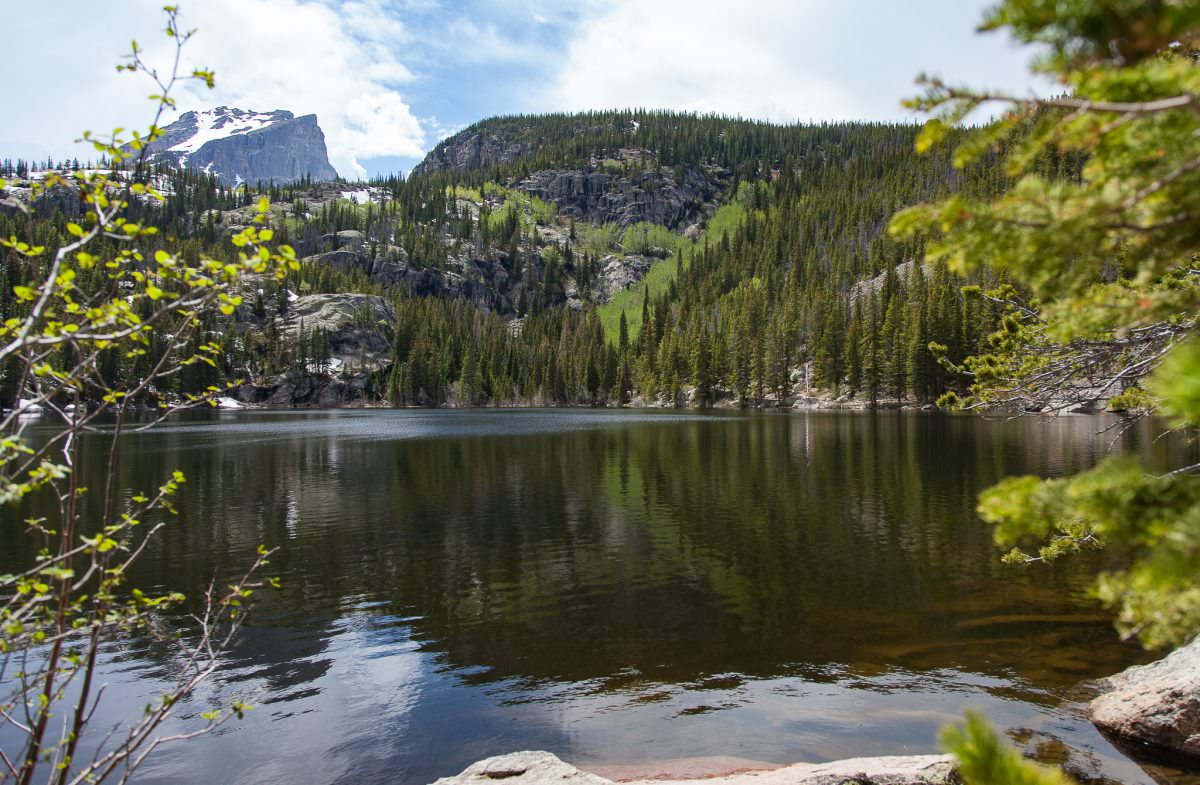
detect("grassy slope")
(597, 200), (749, 342)
(447, 181), (755, 344)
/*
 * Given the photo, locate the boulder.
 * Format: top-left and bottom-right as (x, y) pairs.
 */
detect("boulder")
(432, 752), (610, 785)
(430, 752), (957, 785)
(1090, 636), (1200, 760)
(662, 755), (957, 785)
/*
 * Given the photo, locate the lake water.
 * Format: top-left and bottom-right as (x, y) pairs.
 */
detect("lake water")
(2, 409), (1195, 785)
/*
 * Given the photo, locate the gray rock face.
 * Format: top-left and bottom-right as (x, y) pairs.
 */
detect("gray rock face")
(1090, 636), (1200, 760)
(0, 183), (87, 220)
(283, 293), (395, 371)
(517, 168), (718, 229)
(595, 254), (651, 303)
(135, 107), (339, 185)
(430, 751), (957, 785)
(235, 293), (396, 407)
(849, 261), (930, 309)
(414, 130), (532, 175)
(237, 374), (376, 407)
(411, 123), (723, 228)
(302, 245), (509, 312)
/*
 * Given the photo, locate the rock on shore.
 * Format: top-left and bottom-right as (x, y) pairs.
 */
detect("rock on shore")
(1090, 636), (1200, 760)
(430, 751), (957, 785)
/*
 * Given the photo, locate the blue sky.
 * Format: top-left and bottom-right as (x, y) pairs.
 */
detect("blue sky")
(4, 1), (1049, 179)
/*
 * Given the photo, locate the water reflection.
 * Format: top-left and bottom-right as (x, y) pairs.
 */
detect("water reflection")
(2, 410), (1193, 785)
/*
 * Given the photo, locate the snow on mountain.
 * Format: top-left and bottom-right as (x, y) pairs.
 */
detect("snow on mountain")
(168, 108), (284, 157)
(131, 106), (339, 186)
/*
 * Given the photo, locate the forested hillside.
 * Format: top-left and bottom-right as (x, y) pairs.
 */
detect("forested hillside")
(0, 110), (1032, 408)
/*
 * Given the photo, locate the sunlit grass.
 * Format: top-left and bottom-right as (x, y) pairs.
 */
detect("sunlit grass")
(597, 200), (751, 342)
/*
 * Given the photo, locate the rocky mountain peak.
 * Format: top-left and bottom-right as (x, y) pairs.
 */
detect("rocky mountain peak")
(133, 106), (339, 186)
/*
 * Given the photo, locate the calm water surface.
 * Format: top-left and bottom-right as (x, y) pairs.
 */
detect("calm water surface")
(2, 410), (1195, 785)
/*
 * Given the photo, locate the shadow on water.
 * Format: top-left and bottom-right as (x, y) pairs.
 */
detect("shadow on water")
(3, 410), (1196, 785)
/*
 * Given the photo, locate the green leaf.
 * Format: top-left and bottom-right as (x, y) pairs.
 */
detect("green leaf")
(942, 711), (1074, 785)
(915, 118), (950, 154)
(1149, 339), (1200, 427)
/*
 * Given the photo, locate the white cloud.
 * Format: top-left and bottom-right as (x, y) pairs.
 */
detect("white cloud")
(2, 0), (1052, 178)
(159, 0), (426, 178)
(545, 0), (864, 123)
(4, 0), (427, 179)
(542, 0), (1047, 124)
(341, 91), (426, 160)
(438, 17), (545, 65)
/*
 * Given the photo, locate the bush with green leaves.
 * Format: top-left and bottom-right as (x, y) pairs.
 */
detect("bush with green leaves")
(892, 0), (1200, 652)
(891, 1), (1200, 781)
(0, 8), (288, 784)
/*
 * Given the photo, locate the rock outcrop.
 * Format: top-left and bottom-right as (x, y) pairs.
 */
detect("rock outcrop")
(517, 168), (719, 229)
(0, 183), (88, 220)
(236, 373), (378, 407)
(281, 293), (395, 371)
(412, 120), (725, 229)
(234, 293), (396, 407)
(134, 107), (339, 185)
(1090, 636), (1200, 760)
(300, 244), (510, 312)
(431, 751), (957, 785)
(595, 254), (651, 303)
(414, 129), (532, 175)
(848, 261), (931, 309)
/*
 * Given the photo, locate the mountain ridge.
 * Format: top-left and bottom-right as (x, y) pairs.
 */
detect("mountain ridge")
(2, 110), (999, 409)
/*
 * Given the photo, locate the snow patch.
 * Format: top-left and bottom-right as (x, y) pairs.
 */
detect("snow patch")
(215, 396), (246, 409)
(168, 108), (281, 155)
(341, 189), (372, 204)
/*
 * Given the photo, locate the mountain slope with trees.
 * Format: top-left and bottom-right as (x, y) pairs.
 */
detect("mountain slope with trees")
(2, 111), (1016, 408)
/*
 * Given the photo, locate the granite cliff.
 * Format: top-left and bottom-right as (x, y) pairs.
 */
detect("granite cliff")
(134, 106), (339, 186)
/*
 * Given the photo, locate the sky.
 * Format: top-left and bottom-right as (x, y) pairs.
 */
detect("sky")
(3, 1), (1052, 180)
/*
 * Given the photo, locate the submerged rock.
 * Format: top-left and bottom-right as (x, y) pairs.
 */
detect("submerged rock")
(1090, 636), (1200, 760)
(430, 751), (956, 785)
